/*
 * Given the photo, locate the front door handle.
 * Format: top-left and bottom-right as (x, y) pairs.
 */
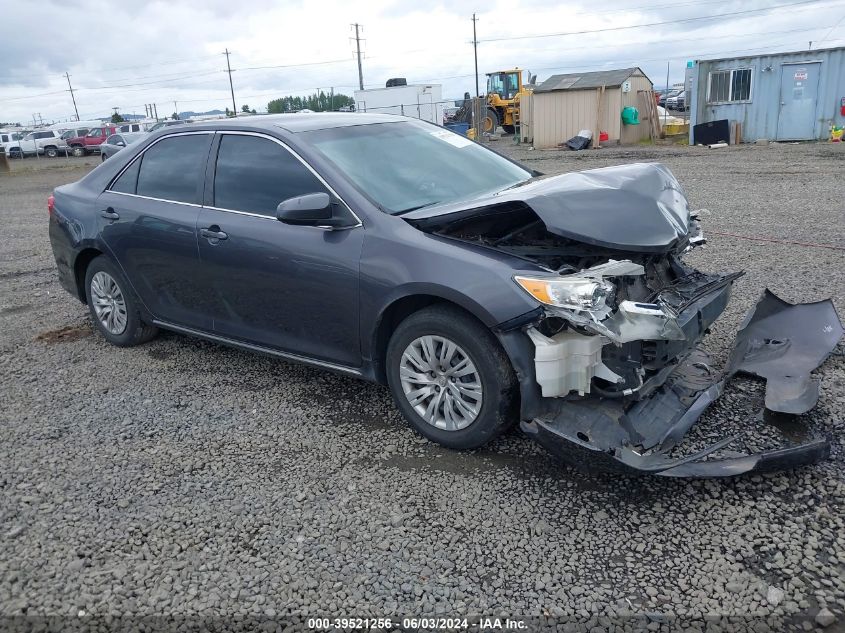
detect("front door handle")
(100, 208), (119, 220)
(200, 227), (228, 241)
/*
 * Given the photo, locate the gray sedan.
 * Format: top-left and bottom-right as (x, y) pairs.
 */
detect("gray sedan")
(47, 114), (841, 477)
(100, 132), (147, 161)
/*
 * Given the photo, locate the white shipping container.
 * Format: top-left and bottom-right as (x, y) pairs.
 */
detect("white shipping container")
(354, 84), (445, 125)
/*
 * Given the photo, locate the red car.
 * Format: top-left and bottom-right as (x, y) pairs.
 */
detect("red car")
(65, 126), (118, 157)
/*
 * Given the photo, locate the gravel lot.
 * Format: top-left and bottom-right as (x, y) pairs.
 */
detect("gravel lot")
(1, 144), (843, 630)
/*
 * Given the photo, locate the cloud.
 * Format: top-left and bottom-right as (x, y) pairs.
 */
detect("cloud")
(0, 0), (840, 123)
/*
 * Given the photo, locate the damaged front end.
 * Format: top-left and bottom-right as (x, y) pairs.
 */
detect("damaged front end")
(407, 163), (843, 477)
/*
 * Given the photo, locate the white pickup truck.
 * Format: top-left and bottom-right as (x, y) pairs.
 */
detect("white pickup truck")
(4, 130), (70, 158)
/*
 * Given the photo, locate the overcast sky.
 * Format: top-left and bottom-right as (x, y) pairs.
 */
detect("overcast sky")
(1, 0), (843, 124)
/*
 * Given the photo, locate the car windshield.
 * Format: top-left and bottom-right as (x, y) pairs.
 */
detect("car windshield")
(303, 121), (531, 214)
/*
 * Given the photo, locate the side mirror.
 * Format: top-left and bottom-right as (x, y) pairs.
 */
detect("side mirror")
(116, 141), (126, 147)
(276, 192), (348, 227)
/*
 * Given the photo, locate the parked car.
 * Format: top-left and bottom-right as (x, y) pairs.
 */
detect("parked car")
(100, 132), (147, 161)
(147, 119), (192, 132)
(0, 130), (25, 146)
(3, 130), (69, 158)
(65, 126), (118, 156)
(659, 90), (680, 108)
(47, 114), (839, 477)
(666, 91), (687, 110)
(60, 127), (91, 143)
(117, 123), (146, 134)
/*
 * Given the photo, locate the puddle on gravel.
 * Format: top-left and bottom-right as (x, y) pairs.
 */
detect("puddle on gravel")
(34, 324), (91, 344)
(0, 304), (34, 316)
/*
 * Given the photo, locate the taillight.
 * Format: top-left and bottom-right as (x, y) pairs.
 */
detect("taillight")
(47, 194), (55, 215)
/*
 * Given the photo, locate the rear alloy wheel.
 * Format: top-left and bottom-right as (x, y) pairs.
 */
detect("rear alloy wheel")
(84, 256), (158, 347)
(44, 147), (58, 158)
(386, 304), (517, 449)
(71, 146), (85, 157)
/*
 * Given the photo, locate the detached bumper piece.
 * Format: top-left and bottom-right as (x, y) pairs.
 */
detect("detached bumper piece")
(522, 290), (843, 477)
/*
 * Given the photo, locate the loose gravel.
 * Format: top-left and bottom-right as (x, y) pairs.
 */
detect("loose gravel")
(0, 144), (843, 630)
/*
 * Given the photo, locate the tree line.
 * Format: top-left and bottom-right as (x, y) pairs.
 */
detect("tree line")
(267, 90), (354, 114)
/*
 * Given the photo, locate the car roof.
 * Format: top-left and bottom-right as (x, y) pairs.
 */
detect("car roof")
(186, 112), (405, 134)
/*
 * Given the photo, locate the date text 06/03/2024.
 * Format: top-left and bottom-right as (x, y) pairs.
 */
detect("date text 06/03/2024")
(306, 617), (528, 630)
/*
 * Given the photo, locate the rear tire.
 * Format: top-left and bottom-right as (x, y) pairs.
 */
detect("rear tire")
(502, 124), (516, 135)
(44, 146), (58, 158)
(71, 146), (85, 157)
(84, 256), (158, 347)
(386, 304), (518, 449)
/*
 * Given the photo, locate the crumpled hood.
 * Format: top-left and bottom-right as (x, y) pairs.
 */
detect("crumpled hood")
(404, 162), (692, 253)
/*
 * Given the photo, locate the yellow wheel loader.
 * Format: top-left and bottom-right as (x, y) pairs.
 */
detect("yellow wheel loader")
(482, 68), (535, 135)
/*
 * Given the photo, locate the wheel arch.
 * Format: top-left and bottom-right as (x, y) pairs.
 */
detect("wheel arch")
(73, 247), (104, 302)
(370, 291), (497, 384)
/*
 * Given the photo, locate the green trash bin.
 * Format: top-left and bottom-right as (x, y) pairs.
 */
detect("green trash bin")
(621, 106), (640, 125)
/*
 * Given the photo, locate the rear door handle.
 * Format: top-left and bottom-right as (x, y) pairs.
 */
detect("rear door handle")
(100, 208), (119, 220)
(200, 227), (228, 241)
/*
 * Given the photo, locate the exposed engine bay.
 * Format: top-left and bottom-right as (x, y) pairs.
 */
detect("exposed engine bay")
(406, 162), (843, 477)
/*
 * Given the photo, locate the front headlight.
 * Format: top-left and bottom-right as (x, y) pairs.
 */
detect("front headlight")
(514, 275), (612, 311)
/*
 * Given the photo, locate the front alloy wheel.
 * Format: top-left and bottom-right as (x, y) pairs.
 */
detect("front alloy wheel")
(399, 335), (483, 431)
(386, 304), (517, 449)
(90, 271), (128, 335)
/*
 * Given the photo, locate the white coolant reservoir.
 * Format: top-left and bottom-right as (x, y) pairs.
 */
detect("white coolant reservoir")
(526, 327), (608, 397)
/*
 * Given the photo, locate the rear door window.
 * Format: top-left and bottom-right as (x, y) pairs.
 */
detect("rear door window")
(212, 134), (327, 216)
(135, 134), (210, 204)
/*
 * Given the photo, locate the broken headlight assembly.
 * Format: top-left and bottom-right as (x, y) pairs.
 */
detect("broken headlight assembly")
(514, 275), (614, 312)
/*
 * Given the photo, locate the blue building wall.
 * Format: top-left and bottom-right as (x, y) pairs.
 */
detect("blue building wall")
(689, 46), (845, 143)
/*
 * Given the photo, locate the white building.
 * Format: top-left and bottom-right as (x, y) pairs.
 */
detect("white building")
(354, 84), (445, 125)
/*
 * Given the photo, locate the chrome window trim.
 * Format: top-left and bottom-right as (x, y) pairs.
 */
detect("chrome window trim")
(103, 191), (203, 208)
(212, 130), (363, 228)
(106, 130), (215, 193)
(106, 129), (363, 229)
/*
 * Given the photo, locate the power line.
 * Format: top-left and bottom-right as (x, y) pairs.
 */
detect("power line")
(479, 0), (841, 42)
(818, 11), (845, 42)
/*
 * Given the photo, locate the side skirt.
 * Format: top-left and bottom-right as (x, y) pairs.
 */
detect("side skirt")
(152, 320), (365, 378)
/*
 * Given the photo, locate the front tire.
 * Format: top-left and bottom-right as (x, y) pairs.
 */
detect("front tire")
(71, 146), (85, 157)
(482, 108), (499, 134)
(84, 256), (158, 347)
(386, 305), (517, 449)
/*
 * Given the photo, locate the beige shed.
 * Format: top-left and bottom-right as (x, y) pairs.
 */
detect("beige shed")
(520, 67), (654, 148)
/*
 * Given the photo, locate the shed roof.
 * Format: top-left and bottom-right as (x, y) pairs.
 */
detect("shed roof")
(535, 67), (646, 93)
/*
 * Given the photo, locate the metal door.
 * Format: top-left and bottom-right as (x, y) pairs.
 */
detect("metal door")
(776, 62), (820, 141)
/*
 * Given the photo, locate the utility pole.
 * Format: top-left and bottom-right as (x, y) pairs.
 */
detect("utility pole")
(65, 72), (80, 121)
(472, 14), (479, 99)
(223, 48), (237, 115)
(174, 101), (178, 119)
(664, 61), (670, 128)
(352, 24), (364, 91)
(153, 103), (159, 120)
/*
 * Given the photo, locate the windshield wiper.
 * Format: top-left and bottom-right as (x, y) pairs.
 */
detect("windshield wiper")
(393, 201), (443, 215)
